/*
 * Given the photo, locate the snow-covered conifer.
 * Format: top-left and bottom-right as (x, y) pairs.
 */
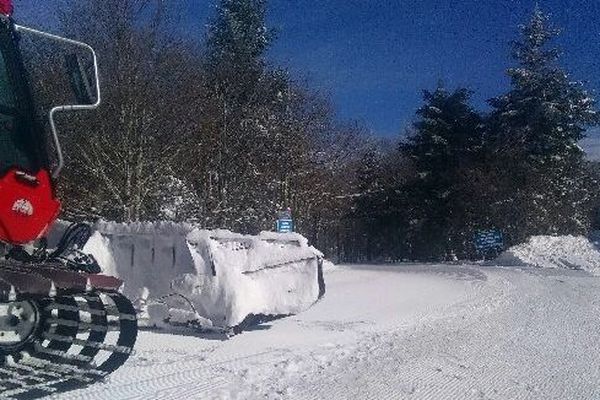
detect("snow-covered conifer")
(488, 6), (599, 239)
(401, 86), (483, 259)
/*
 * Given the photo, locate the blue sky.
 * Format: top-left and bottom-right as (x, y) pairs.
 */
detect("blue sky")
(16, 0), (600, 138)
(183, 0), (600, 137)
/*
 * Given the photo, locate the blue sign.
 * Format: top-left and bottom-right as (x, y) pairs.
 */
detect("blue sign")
(278, 209), (292, 220)
(474, 229), (504, 252)
(276, 219), (294, 233)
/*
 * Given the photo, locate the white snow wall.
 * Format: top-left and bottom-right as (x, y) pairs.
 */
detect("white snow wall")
(56, 221), (325, 327)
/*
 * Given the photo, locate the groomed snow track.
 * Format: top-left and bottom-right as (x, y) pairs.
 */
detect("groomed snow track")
(49, 264), (600, 400)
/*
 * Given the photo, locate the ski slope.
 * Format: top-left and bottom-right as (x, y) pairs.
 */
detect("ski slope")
(50, 264), (600, 400)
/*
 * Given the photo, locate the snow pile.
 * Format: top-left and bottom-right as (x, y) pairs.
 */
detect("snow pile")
(83, 231), (117, 277)
(495, 235), (600, 276)
(76, 221), (324, 328)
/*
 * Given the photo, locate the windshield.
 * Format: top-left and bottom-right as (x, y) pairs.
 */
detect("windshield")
(0, 44), (39, 174)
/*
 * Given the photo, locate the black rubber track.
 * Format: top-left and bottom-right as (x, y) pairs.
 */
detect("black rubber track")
(0, 291), (137, 400)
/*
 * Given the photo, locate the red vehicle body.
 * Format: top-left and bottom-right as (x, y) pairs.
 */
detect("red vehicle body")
(0, 169), (60, 244)
(0, 0), (12, 16)
(0, 0), (61, 246)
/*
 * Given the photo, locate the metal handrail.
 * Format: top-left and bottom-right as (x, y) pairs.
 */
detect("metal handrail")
(14, 24), (101, 179)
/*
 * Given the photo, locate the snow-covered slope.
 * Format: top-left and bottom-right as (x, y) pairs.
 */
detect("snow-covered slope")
(494, 235), (600, 276)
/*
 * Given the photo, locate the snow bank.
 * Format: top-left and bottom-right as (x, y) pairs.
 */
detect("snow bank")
(74, 221), (325, 328)
(494, 235), (600, 276)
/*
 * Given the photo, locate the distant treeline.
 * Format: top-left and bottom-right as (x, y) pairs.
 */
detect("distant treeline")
(23, 1), (600, 262)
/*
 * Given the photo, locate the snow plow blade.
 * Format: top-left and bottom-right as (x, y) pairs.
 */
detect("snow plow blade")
(85, 223), (325, 332)
(173, 230), (326, 329)
(0, 261), (137, 400)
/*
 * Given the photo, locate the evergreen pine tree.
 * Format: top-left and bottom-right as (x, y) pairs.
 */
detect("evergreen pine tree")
(353, 147), (385, 261)
(195, 0), (328, 235)
(488, 6), (599, 240)
(199, 0), (280, 231)
(401, 86), (483, 259)
(206, 0), (273, 102)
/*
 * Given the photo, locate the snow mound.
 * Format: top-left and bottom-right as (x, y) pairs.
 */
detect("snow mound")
(495, 235), (600, 276)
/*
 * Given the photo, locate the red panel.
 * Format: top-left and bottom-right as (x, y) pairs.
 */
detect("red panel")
(0, 169), (60, 245)
(0, 0), (12, 16)
(88, 274), (123, 291)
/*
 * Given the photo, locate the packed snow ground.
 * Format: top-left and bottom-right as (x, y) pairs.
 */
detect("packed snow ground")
(50, 263), (600, 400)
